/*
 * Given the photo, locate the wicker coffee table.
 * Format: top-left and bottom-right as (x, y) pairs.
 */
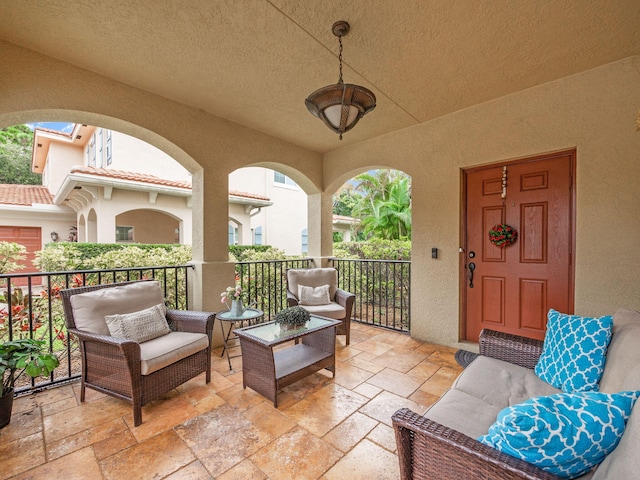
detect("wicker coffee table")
(235, 315), (341, 407)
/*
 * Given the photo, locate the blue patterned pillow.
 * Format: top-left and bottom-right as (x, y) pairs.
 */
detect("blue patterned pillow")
(478, 391), (640, 479)
(535, 309), (613, 392)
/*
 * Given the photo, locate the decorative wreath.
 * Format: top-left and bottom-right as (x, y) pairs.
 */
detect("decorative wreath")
(488, 224), (518, 248)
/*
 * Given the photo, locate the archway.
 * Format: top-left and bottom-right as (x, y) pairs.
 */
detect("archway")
(116, 209), (181, 244)
(1, 41), (325, 314)
(87, 209), (97, 243)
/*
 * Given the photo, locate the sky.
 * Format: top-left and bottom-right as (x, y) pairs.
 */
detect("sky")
(27, 122), (75, 133)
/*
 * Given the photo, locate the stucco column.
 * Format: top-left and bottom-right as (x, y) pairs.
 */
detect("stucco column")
(189, 168), (236, 319)
(307, 192), (334, 267)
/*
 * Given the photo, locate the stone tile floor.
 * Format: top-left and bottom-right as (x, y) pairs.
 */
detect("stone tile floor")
(0, 322), (463, 480)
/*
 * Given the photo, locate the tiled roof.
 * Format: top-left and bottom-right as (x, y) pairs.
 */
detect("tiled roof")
(0, 184), (54, 206)
(0, 170), (272, 207)
(72, 167), (271, 201)
(70, 166), (192, 189)
(229, 190), (271, 202)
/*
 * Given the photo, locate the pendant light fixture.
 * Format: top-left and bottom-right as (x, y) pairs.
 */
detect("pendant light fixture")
(305, 21), (376, 140)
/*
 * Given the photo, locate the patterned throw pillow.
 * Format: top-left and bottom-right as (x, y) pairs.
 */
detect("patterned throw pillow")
(478, 391), (640, 479)
(298, 284), (332, 306)
(105, 303), (171, 343)
(535, 309), (613, 392)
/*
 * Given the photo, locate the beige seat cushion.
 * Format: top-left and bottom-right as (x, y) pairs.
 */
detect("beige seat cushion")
(424, 388), (503, 439)
(297, 302), (346, 320)
(139, 331), (209, 375)
(454, 356), (561, 408)
(69, 281), (165, 335)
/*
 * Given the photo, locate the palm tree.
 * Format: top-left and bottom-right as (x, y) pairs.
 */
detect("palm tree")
(352, 170), (411, 240)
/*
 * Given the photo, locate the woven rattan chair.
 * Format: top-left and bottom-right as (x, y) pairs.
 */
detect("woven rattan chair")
(286, 267), (355, 345)
(392, 329), (561, 480)
(61, 280), (215, 426)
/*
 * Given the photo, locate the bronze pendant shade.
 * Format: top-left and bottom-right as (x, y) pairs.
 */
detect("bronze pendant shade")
(305, 21), (376, 139)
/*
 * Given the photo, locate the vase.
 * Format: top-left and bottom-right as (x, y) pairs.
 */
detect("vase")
(230, 299), (245, 317)
(0, 389), (14, 429)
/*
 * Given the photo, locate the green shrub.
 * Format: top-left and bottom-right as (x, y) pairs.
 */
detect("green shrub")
(229, 244), (273, 261)
(35, 243), (193, 272)
(333, 238), (411, 260)
(0, 241), (26, 274)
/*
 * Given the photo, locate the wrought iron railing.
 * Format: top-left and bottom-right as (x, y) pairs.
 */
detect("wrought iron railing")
(235, 257), (410, 332)
(0, 265), (193, 394)
(234, 258), (314, 318)
(2, 258), (410, 395)
(330, 258), (411, 332)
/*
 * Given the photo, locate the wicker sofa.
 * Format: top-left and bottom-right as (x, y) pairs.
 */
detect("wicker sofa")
(392, 308), (640, 480)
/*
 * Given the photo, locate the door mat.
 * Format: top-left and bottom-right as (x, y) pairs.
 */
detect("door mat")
(454, 349), (479, 368)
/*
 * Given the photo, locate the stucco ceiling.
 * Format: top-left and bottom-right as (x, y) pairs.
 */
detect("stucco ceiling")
(1, 1), (639, 154)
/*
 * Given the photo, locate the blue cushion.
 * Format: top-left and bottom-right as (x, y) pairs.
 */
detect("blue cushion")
(535, 309), (613, 392)
(478, 391), (640, 479)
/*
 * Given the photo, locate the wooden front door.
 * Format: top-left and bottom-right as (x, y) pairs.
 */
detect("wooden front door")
(462, 150), (575, 342)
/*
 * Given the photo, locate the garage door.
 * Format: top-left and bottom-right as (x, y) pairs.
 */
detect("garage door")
(0, 226), (41, 286)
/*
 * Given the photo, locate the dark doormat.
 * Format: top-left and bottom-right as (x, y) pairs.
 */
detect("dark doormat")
(454, 349), (479, 368)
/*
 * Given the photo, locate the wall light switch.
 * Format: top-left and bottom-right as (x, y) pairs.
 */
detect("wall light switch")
(432, 247), (438, 259)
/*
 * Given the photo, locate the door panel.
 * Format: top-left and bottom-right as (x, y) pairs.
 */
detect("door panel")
(463, 151), (575, 342)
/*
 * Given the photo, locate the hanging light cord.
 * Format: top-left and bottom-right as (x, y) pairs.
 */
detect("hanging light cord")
(337, 34), (344, 84)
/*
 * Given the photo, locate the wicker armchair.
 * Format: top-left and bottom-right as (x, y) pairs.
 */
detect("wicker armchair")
(61, 280), (215, 426)
(392, 329), (562, 480)
(286, 268), (355, 345)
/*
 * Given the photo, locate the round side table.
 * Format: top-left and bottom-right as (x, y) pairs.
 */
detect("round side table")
(217, 307), (264, 370)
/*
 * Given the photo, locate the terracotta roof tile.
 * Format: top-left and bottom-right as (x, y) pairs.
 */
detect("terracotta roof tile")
(229, 190), (271, 202)
(70, 166), (192, 189)
(0, 184), (54, 206)
(0, 171), (272, 207)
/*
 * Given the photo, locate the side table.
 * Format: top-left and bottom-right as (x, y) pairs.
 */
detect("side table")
(217, 307), (264, 370)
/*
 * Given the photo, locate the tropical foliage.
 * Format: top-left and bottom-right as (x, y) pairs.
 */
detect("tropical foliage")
(0, 242), (27, 275)
(333, 170), (412, 241)
(0, 125), (42, 185)
(0, 339), (59, 396)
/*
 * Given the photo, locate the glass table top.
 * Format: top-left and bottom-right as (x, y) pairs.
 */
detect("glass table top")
(235, 315), (340, 345)
(217, 308), (263, 321)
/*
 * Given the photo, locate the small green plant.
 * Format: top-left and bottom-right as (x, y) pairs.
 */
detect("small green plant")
(0, 339), (59, 397)
(274, 306), (310, 329)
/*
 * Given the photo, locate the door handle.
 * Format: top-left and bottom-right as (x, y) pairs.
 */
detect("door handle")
(468, 262), (476, 288)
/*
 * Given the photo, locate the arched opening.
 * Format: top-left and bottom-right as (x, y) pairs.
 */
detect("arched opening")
(87, 208), (97, 243)
(77, 214), (86, 243)
(228, 167), (308, 256)
(116, 209), (181, 244)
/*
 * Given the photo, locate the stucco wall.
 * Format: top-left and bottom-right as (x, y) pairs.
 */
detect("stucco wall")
(325, 56), (640, 347)
(2, 39), (638, 348)
(111, 131), (192, 183)
(0, 206), (76, 247)
(72, 188), (192, 244)
(45, 142), (83, 194)
(229, 167), (308, 255)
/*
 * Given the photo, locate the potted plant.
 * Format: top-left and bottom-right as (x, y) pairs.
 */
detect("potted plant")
(274, 306), (310, 331)
(0, 338), (59, 428)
